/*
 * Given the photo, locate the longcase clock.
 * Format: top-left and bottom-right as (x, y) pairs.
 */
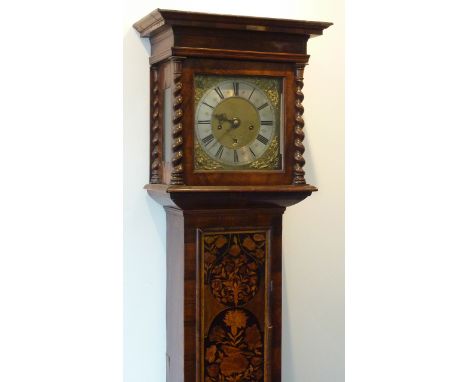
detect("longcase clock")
(133, 9), (332, 382)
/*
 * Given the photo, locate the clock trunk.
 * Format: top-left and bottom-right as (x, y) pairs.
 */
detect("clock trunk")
(165, 206), (283, 382)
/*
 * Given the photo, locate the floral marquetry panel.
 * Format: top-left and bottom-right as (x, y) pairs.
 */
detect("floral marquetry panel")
(201, 231), (271, 382)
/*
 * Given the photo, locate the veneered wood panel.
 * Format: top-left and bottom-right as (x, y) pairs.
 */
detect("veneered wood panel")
(166, 208), (185, 382)
(173, 26), (308, 55)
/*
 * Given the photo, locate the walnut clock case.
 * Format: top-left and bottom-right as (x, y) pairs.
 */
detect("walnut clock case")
(133, 9), (332, 382)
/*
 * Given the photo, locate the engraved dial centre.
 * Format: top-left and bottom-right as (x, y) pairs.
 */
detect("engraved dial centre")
(211, 97), (260, 150)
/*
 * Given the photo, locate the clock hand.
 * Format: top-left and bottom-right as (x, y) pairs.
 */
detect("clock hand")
(213, 113), (231, 124)
(213, 113), (240, 128)
(211, 114), (243, 147)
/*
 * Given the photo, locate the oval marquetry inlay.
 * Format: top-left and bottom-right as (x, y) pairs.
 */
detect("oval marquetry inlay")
(205, 233), (266, 306)
(205, 308), (264, 381)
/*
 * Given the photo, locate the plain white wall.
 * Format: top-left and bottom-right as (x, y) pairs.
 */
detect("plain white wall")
(123, 1), (344, 381)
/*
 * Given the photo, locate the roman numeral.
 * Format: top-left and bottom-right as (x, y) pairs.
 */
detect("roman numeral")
(257, 102), (268, 111)
(201, 134), (215, 146)
(233, 150), (239, 163)
(233, 82), (239, 96)
(256, 134), (269, 145)
(214, 87), (224, 99)
(215, 145), (224, 159)
(248, 88), (255, 100)
(198, 120), (211, 124)
(261, 120), (273, 126)
(249, 147), (257, 158)
(202, 101), (214, 109)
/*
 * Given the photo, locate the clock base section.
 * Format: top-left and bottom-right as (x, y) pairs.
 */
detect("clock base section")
(149, 186), (315, 382)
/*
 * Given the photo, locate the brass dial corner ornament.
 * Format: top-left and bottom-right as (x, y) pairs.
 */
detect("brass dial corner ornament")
(194, 75), (283, 171)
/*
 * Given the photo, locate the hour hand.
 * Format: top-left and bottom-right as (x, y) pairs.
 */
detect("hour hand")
(213, 113), (228, 122)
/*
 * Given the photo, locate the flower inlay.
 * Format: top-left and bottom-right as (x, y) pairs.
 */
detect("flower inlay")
(202, 231), (268, 381)
(204, 233), (266, 307)
(205, 309), (264, 382)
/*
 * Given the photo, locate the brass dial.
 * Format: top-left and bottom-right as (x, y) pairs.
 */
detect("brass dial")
(195, 78), (278, 167)
(212, 97), (260, 150)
